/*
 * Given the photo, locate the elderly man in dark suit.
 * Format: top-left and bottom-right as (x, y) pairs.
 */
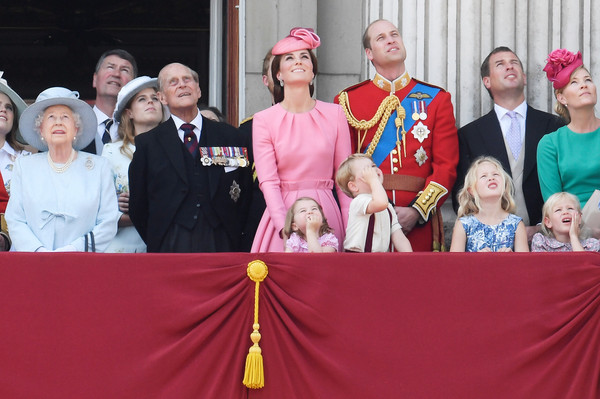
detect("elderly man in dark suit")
(129, 63), (252, 252)
(453, 47), (564, 240)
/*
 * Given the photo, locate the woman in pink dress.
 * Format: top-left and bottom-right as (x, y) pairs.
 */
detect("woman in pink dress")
(251, 28), (352, 252)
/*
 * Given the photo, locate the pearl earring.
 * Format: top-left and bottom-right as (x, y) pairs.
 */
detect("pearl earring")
(279, 80), (284, 87)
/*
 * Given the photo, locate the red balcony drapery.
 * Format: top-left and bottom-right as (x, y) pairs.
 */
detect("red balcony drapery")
(0, 252), (599, 398)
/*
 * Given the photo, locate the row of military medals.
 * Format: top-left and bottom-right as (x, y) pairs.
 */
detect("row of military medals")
(411, 100), (428, 121)
(200, 146), (249, 168)
(394, 100), (428, 168)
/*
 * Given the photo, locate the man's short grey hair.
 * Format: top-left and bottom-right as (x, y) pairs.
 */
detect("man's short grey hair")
(157, 63), (199, 92)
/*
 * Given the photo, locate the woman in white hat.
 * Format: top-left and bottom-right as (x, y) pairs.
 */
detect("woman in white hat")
(0, 72), (33, 251)
(5, 87), (119, 252)
(101, 76), (167, 252)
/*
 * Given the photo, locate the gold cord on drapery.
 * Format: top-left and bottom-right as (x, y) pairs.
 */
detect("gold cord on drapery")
(243, 260), (269, 389)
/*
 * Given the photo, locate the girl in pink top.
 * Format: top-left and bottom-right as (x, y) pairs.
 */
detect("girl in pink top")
(251, 28), (351, 252)
(283, 197), (338, 253)
(531, 192), (600, 252)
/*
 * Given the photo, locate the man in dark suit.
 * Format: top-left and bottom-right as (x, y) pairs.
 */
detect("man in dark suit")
(83, 49), (137, 154)
(453, 47), (564, 239)
(129, 63), (252, 252)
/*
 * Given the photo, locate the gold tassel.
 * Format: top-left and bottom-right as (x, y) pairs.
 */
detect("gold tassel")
(395, 105), (407, 159)
(243, 260), (269, 389)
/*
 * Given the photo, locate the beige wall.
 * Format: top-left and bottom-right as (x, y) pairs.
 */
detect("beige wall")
(242, 0), (600, 126)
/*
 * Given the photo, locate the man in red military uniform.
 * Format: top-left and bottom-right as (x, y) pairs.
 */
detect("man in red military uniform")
(335, 19), (458, 251)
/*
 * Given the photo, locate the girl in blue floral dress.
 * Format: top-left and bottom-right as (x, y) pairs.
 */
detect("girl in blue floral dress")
(450, 156), (529, 252)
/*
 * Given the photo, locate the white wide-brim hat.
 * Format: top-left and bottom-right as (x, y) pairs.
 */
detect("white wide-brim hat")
(0, 71), (28, 145)
(113, 76), (170, 123)
(19, 87), (97, 152)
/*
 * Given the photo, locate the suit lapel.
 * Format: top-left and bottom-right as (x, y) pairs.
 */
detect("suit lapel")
(158, 119), (188, 183)
(523, 106), (541, 180)
(481, 110), (512, 174)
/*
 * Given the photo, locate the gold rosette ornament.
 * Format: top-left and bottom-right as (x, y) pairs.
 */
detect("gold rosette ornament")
(243, 260), (269, 389)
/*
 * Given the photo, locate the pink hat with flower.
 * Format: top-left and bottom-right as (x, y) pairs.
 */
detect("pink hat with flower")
(543, 49), (583, 89)
(272, 27), (321, 55)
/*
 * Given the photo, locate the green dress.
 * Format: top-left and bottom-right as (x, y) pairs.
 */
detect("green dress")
(537, 125), (600, 206)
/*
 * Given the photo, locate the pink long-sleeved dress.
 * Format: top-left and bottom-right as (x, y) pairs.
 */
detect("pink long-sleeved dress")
(251, 101), (352, 252)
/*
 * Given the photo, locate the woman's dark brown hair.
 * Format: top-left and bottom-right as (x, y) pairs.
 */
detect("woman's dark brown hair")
(0, 91), (24, 152)
(271, 49), (318, 104)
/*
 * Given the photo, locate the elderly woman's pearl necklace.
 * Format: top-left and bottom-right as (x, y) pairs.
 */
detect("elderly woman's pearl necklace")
(47, 149), (76, 173)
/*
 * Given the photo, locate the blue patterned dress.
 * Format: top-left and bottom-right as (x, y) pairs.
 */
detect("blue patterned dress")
(459, 214), (522, 252)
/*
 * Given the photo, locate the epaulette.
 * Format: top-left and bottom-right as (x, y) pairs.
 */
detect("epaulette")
(337, 79), (371, 96)
(238, 115), (253, 127)
(412, 78), (448, 93)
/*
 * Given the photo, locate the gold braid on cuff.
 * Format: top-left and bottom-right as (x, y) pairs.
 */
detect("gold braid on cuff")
(411, 181), (448, 222)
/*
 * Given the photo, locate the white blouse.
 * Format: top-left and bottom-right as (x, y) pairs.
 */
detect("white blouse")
(101, 141), (146, 253)
(0, 141), (31, 196)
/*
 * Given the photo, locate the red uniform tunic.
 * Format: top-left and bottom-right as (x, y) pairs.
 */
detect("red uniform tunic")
(335, 73), (458, 251)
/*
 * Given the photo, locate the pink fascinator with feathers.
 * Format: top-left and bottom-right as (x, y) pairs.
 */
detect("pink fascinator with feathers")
(543, 49), (583, 89)
(272, 28), (321, 55)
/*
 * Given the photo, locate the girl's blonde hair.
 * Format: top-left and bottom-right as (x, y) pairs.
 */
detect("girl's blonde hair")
(456, 156), (516, 217)
(540, 192), (582, 238)
(283, 197), (332, 239)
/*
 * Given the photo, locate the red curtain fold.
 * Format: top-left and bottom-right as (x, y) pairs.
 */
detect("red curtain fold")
(0, 252), (599, 399)
(0, 254), (251, 399)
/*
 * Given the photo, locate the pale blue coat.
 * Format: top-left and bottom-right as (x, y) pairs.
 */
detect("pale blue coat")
(6, 152), (119, 252)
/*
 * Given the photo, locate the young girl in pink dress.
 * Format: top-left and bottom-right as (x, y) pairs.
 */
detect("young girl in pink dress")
(251, 28), (351, 252)
(283, 197), (338, 253)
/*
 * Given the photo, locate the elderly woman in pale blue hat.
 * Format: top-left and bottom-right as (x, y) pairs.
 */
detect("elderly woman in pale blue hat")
(5, 87), (119, 252)
(101, 76), (168, 252)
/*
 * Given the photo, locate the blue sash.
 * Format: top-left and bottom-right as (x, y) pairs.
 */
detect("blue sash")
(369, 83), (441, 166)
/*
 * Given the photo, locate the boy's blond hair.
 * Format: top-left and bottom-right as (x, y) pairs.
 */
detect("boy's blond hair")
(336, 153), (374, 198)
